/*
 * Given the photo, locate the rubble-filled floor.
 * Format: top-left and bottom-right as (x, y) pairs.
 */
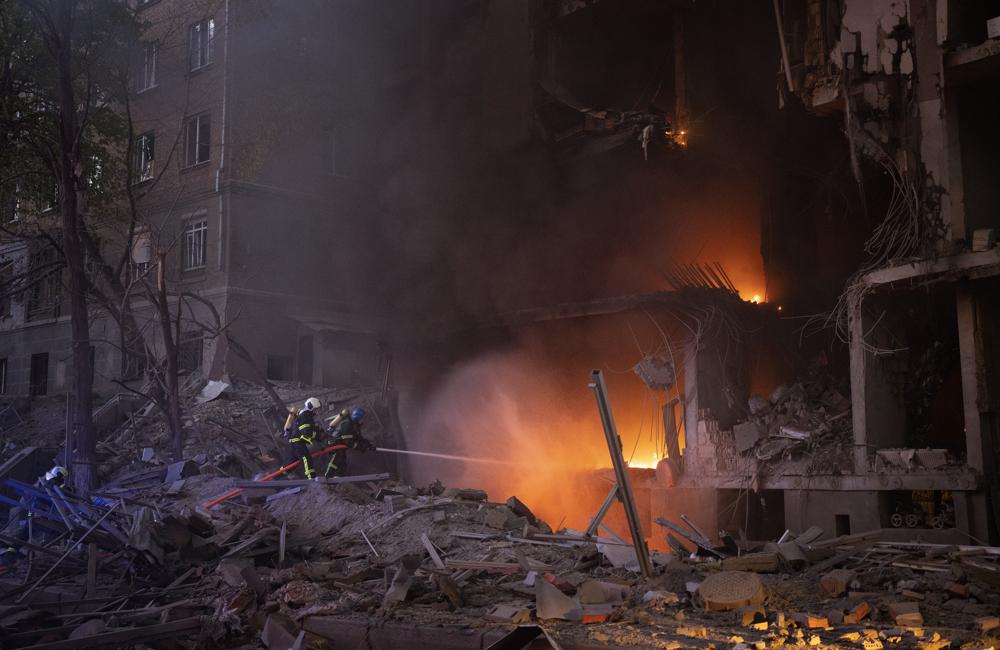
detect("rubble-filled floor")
(1, 382), (999, 649)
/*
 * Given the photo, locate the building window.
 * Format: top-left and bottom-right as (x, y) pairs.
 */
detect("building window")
(178, 332), (204, 372)
(121, 350), (143, 380)
(132, 132), (154, 183)
(26, 246), (62, 321)
(29, 353), (48, 396)
(182, 217), (207, 270)
(184, 113), (210, 166)
(136, 41), (157, 92)
(0, 260), (12, 319)
(189, 18), (215, 71)
(128, 228), (152, 282)
(0, 358), (6, 394)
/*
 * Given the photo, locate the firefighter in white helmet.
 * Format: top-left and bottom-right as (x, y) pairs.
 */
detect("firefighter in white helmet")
(282, 397), (324, 480)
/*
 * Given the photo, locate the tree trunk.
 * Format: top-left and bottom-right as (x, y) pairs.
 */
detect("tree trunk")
(154, 254), (184, 461)
(53, 1), (96, 495)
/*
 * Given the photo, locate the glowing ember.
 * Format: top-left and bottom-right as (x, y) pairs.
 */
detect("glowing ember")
(627, 452), (663, 469)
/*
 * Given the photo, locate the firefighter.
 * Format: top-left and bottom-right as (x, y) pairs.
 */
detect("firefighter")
(283, 397), (324, 480)
(42, 465), (69, 490)
(324, 407), (373, 478)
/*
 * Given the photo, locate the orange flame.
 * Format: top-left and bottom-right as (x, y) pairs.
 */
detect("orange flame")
(406, 347), (674, 531)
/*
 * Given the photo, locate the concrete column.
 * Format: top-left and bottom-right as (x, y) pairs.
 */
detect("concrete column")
(956, 283), (994, 543)
(849, 295), (908, 474)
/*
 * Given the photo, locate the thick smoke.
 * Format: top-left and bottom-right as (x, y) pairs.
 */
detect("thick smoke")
(400, 315), (684, 530)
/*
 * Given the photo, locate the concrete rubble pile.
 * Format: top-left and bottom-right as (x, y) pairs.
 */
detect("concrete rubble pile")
(1, 384), (999, 648)
(3, 460), (1000, 649)
(734, 370), (855, 473)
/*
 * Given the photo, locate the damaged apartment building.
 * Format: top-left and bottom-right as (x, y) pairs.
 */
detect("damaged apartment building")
(0, 0), (394, 400)
(641, 0), (1000, 549)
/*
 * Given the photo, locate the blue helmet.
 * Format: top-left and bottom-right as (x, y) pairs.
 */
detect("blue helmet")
(351, 407), (366, 422)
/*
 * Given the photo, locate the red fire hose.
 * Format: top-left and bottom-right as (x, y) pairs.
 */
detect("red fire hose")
(202, 443), (347, 509)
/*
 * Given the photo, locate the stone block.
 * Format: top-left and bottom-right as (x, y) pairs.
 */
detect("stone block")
(820, 569), (855, 596)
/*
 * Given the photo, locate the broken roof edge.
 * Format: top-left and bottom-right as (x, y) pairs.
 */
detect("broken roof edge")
(861, 247), (1000, 288)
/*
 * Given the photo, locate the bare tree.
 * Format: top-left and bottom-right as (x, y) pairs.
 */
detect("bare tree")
(1, 0), (138, 493)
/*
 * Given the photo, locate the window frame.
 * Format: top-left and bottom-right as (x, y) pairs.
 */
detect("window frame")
(132, 132), (155, 184)
(183, 113), (211, 167)
(29, 352), (49, 397)
(136, 41), (158, 93)
(188, 18), (215, 71)
(182, 216), (208, 271)
(127, 227), (152, 283)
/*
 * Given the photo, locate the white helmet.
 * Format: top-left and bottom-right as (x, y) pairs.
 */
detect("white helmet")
(45, 466), (68, 483)
(303, 397), (322, 411)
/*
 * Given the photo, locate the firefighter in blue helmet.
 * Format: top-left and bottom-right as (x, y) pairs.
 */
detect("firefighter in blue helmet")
(324, 407), (374, 478)
(283, 397), (324, 480)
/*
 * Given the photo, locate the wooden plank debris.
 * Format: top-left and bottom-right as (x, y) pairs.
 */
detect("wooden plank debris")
(655, 517), (725, 558)
(420, 533), (445, 569)
(16, 616), (203, 650)
(444, 558), (553, 572)
(233, 473), (390, 488)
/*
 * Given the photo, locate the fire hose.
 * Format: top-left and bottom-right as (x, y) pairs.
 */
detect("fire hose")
(202, 444), (509, 509)
(202, 444), (347, 509)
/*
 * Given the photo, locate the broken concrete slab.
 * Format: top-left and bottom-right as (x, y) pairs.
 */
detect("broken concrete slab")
(535, 578), (581, 621)
(596, 540), (640, 572)
(733, 421), (762, 452)
(484, 604), (531, 624)
(576, 580), (629, 604)
(196, 379), (230, 404)
(633, 355), (676, 391)
(165, 460), (199, 483)
(820, 569), (856, 596)
(166, 479), (186, 496)
(443, 488), (488, 501)
(261, 614), (300, 650)
(217, 558), (254, 588)
(889, 601), (922, 626)
(484, 507), (510, 530)
(505, 495), (539, 526)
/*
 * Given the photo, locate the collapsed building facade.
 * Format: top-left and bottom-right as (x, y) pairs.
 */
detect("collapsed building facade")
(1, 0), (1000, 645)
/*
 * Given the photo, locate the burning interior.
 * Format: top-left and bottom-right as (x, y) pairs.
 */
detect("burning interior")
(2, 0), (1000, 647)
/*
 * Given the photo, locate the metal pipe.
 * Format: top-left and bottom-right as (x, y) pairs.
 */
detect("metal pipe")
(17, 502), (120, 603)
(772, 0), (795, 92)
(585, 484), (619, 537)
(589, 370), (654, 577)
